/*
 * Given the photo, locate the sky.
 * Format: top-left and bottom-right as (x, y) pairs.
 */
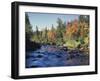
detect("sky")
(26, 12), (80, 31)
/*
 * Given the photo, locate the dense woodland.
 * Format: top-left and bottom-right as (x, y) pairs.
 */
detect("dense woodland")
(25, 13), (89, 54)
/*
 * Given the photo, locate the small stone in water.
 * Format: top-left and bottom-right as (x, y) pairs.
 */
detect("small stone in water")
(37, 55), (43, 58)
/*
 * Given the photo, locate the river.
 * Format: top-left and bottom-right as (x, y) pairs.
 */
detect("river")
(26, 45), (89, 68)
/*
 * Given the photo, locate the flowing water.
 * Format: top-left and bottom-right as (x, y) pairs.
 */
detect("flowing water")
(26, 45), (89, 68)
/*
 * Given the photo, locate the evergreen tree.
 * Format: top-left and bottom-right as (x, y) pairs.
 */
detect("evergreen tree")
(25, 13), (33, 40)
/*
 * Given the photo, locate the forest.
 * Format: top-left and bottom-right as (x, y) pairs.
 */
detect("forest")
(26, 13), (89, 54)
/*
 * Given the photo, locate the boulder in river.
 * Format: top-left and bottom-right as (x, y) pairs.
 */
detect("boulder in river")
(59, 46), (68, 51)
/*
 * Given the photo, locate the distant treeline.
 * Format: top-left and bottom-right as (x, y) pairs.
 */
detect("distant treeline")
(25, 13), (89, 54)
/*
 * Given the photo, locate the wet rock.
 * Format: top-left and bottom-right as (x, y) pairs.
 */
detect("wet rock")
(56, 55), (62, 58)
(30, 65), (40, 68)
(37, 55), (43, 58)
(59, 46), (68, 51)
(32, 59), (37, 61)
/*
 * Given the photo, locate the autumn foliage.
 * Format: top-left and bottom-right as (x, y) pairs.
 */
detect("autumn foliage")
(47, 30), (56, 43)
(26, 13), (89, 54)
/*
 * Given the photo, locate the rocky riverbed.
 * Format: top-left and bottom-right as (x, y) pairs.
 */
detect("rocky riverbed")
(26, 45), (89, 68)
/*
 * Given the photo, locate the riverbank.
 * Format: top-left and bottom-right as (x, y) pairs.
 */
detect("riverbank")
(26, 39), (41, 51)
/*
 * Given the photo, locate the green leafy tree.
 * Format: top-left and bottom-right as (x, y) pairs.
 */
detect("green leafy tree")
(41, 27), (48, 43)
(56, 18), (66, 45)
